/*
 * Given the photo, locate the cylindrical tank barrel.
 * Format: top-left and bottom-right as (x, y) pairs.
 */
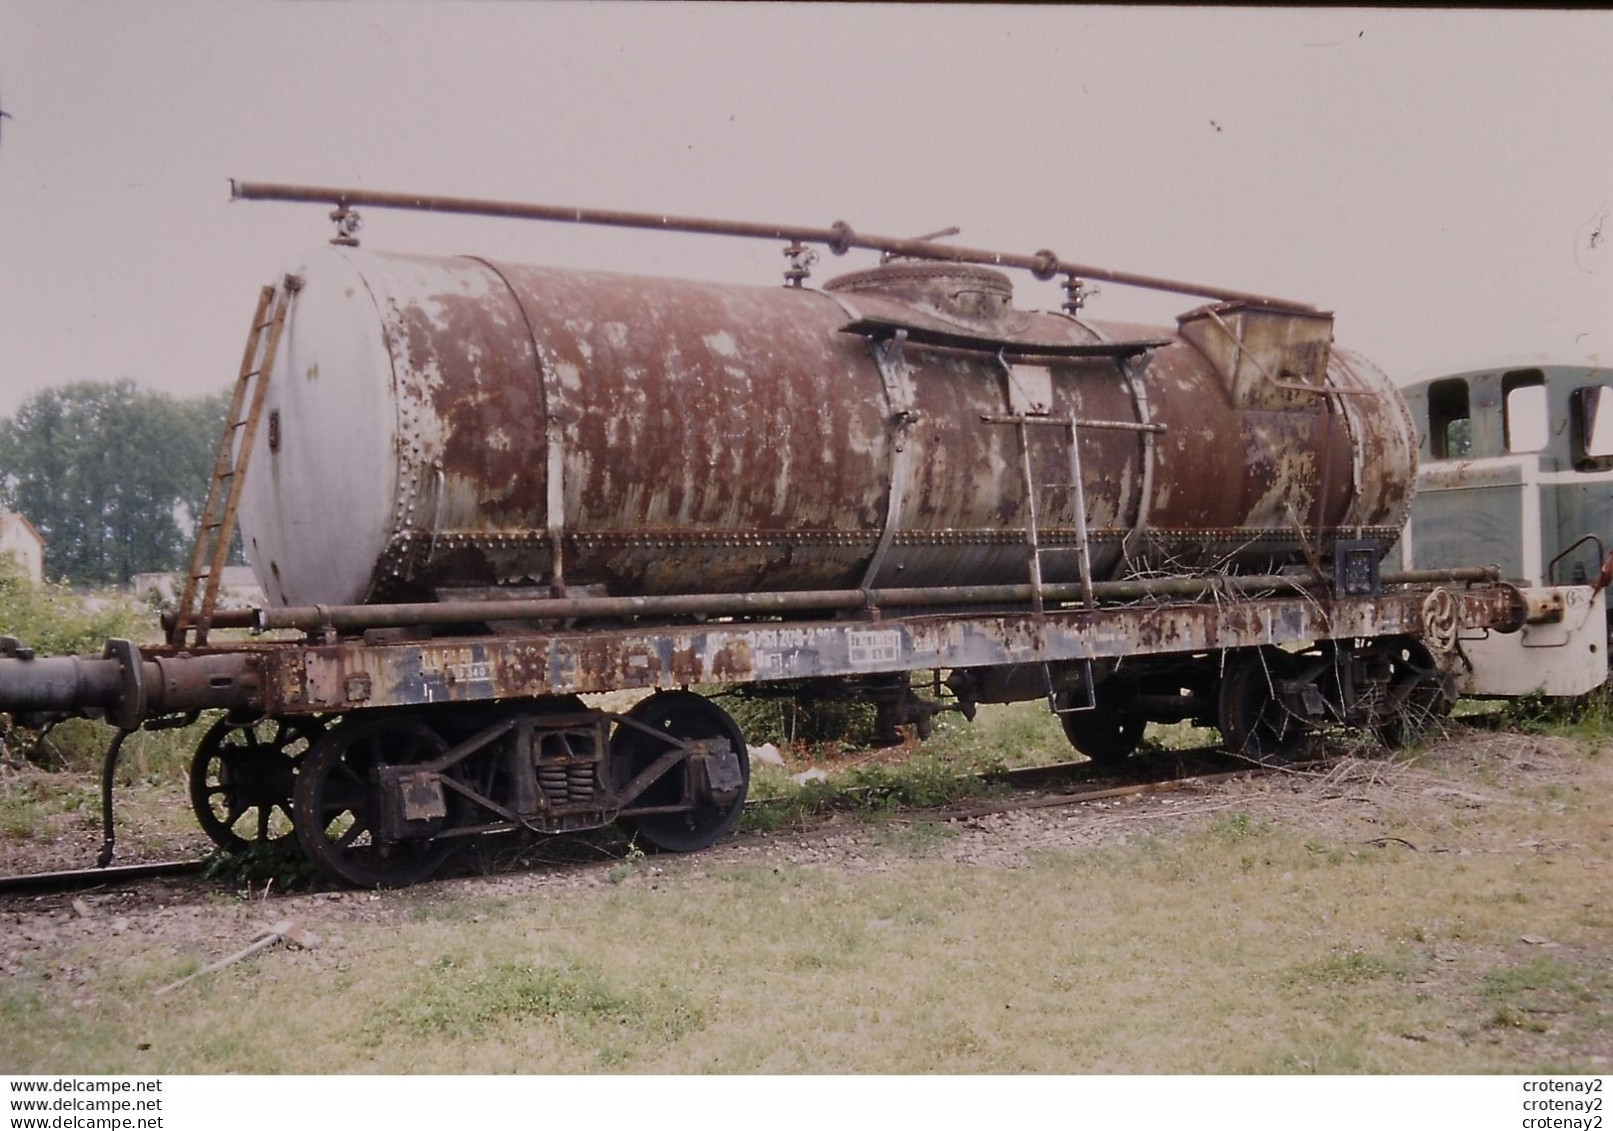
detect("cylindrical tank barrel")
(239, 252), (1416, 608)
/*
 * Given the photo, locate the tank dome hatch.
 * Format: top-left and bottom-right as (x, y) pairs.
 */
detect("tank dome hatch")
(824, 262), (1019, 334)
(823, 261), (1164, 359)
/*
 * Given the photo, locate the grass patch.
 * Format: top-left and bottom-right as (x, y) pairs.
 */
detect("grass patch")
(740, 700), (1083, 831)
(3, 713), (214, 780)
(201, 838), (320, 892)
(742, 748), (1006, 833)
(405, 896), (514, 924)
(1281, 948), (1426, 990)
(1482, 958), (1597, 1008)
(921, 702), (1070, 768)
(868, 820), (960, 853)
(1498, 687), (1613, 749)
(739, 699), (1230, 836)
(1479, 957), (1607, 1041)
(0, 773), (99, 840)
(363, 952), (702, 1051)
(1, 739), (214, 863)
(0, 986), (45, 1024)
(1208, 811), (1273, 844)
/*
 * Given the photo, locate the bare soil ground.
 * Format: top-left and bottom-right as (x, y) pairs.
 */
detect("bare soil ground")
(2, 722), (1610, 1074)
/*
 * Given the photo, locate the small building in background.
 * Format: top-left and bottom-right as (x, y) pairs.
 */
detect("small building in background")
(131, 565), (265, 609)
(0, 510), (45, 584)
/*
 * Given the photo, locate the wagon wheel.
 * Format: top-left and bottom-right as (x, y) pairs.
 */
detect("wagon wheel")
(1372, 639), (1454, 749)
(1217, 647), (1308, 765)
(610, 690), (749, 852)
(189, 715), (324, 851)
(1058, 708), (1147, 765)
(1054, 685), (1146, 765)
(292, 714), (458, 888)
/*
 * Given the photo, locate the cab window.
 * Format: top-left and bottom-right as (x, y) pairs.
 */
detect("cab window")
(1571, 384), (1613, 468)
(1427, 378), (1471, 459)
(1502, 369), (1547, 453)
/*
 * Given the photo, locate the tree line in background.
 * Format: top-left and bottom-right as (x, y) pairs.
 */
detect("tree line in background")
(0, 381), (234, 587)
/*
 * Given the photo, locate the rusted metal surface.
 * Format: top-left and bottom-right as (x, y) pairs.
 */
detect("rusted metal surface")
(0, 650), (261, 721)
(251, 585), (1523, 716)
(229, 180), (1317, 311)
(14, 585), (1516, 723)
(247, 566), (1500, 635)
(236, 251), (1418, 610)
(0, 569), (1504, 726)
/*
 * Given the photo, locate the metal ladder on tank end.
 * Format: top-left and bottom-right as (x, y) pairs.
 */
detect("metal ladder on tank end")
(169, 280), (295, 648)
(983, 352), (1167, 715)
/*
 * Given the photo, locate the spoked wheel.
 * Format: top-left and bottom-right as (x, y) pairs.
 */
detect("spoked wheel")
(189, 715), (324, 851)
(611, 690), (749, 852)
(1372, 639), (1454, 748)
(1054, 687), (1146, 766)
(1217, 647), (1308, 765)
(292, 714), (458, 888)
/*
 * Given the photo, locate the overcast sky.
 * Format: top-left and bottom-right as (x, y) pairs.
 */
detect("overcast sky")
(1, 3), (1609, 419)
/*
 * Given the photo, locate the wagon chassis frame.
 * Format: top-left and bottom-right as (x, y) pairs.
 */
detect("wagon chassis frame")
(238, 579), (1518, 719)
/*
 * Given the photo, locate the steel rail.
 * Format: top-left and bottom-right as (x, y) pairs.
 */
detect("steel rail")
(0, 858), (207, 896)
(229, 180), (1317, 311)
(937, 759), (1328, 824)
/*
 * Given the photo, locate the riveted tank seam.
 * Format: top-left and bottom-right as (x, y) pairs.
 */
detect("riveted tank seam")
(335, 248), (408, 604)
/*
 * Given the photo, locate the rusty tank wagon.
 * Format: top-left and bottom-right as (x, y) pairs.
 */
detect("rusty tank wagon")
(0, 183), (1588, 887)
(241, 248), (1414, 607)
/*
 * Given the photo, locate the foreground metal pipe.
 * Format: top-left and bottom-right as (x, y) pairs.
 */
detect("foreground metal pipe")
(0, 653), (127, 713)
(159, 608), (257, 633)
(251, 568), (1500, 635)
(229, 180), (1315, 311)
(0, 650), (260, 719)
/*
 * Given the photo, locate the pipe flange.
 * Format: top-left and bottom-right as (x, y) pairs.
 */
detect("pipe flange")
(1030, 249), (1061, 281)
(101, 638), (146, 731)
(827, 220), (855, 256)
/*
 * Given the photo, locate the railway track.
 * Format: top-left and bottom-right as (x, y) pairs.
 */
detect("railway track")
(0, 857), (208, 896)
(950, 744), (1316, 820)
(0, 744), (1306, 898)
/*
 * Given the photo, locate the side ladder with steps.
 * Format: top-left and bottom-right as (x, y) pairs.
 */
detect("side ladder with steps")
(168, 279), (295, 648)
(983, 354), (1166, 716)
(987, 408), (1099, 715)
